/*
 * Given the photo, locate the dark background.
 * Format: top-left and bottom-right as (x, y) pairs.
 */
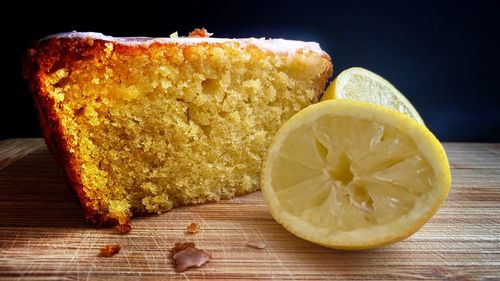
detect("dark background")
(3, 0), (499, 141)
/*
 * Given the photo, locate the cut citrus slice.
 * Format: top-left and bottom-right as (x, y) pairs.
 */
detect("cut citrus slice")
(321, 67), (425, 124)
(261, 100), (450, 250)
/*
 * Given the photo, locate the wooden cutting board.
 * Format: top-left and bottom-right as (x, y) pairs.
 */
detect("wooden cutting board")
(0, 139), (499, 280)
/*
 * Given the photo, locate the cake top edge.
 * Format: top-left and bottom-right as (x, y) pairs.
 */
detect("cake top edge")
(41, 31), (328, 56)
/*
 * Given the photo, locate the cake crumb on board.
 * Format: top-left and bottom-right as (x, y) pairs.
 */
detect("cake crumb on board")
(247, 240), (266, 249)
(117, 222), (132, 234)
(186, 222), (199, 234)
(99, 244), (121, 257)
(171, 242), (211, 272)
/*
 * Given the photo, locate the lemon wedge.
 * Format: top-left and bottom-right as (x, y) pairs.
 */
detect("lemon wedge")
(261, 100), (450, 250)
(321, 67), (425, 124)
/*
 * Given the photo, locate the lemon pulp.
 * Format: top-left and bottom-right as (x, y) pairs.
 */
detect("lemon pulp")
(262, 100), (450, 250)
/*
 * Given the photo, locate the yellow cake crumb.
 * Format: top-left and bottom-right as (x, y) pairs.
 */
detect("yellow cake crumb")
(27, 35), (332, 224)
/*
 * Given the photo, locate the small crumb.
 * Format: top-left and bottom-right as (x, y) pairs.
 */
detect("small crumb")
(171, 242), (196, 257)
(247, 240), (266, 249)
(99, 244), (121, 257)
(188, 28), (212, 38)
(169, 31), (179, 38)
(186, 222), (199, 234)
(171, 242), (211, 272)
(117, 222), (132, 234)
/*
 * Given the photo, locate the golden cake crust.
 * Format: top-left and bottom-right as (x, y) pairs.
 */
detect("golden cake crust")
(23, 32), (333, 230)
(23, 38), (138, 228)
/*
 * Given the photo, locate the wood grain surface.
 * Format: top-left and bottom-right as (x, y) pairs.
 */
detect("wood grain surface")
(0, 139), (499, 280)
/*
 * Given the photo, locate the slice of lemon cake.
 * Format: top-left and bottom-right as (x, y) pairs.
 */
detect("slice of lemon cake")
(23, 30), (332, 231)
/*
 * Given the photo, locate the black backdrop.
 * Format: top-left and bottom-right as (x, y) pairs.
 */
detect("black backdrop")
(3, 0), (499, 141)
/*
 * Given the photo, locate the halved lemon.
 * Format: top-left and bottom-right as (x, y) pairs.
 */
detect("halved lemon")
(261, 100), (450, 250)
(321, 67), (425, 124)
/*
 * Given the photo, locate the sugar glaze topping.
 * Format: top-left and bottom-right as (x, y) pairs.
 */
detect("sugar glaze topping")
(43, 31), (327, 56)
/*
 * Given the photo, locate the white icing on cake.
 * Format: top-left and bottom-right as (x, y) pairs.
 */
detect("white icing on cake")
(43, 31), (327, 56)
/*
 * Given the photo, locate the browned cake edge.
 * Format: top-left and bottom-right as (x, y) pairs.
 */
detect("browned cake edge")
(22, 38), (119, 227)
(22, 35), (333, 230)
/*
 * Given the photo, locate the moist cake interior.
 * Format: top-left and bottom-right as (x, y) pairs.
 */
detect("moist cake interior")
(36, 37), (332, 225)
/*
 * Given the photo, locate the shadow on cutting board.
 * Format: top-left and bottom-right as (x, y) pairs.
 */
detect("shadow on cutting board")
(0, 146), (86, 228)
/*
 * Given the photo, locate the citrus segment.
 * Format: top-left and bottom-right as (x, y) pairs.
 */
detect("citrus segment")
(321, 67), (425, 124)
